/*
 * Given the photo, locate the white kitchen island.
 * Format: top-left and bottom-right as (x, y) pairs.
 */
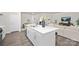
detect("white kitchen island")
(27, 25), (58, 46)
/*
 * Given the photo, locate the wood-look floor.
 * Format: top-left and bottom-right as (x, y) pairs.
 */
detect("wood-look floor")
(56, 35), (79, 46)
(2, 31), (33, 46)
(1, 31), (79, 46)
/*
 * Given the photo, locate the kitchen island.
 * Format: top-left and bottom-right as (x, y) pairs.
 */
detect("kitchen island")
(26, 25), (58, 46)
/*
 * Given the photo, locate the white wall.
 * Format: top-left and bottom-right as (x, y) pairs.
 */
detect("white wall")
(21, 13), (54, 26)
(32, 12), (79, 26)
(21, 13), (33, 26)
(0, 14), (4, 26)
(34, 13), (53, 21)
(53, 12), (79, 25)
(0, 12), (21, 33)
(21, 12), (79, 28)
(0, 13), (9, 33)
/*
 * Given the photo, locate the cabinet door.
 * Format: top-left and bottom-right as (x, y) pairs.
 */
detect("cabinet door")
(27, 27), (31, 39)
(27, 27), (39, 46)
(31, 30), (39, 46)
(27, 27), (34, 43)
(35, 31), (55, 46)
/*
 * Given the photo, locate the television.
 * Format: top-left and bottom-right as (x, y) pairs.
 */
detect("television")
(61, 17), (71, 22)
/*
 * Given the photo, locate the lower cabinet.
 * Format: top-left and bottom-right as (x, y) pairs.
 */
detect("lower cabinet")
(27, 27), (56, 46)
(35, 31), (55, 46)
(27, 27), (39, 45)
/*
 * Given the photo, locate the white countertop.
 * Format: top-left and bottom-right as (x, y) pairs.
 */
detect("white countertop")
(31, 25), (58, 34)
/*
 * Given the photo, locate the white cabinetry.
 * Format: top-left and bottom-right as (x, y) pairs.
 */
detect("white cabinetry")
(27, 26), (58, 46)
(35, 31), (55, 46)
(27, 27), (39, 45)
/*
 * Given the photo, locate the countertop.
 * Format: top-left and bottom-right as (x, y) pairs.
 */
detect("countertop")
(30, 25), (58, 34)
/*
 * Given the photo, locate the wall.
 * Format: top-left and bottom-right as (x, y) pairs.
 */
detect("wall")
(53, 12), (79, 25)
(33, 12), (79, 25)
(21, 13), (54, 27)
(21, 12), (79, 28)
(34, 13), (53, 21)
(0, 12), (21, 33)
(0, 13), (9, 33)
(21, 13), (33, 27)
(0, 14), (4, 26)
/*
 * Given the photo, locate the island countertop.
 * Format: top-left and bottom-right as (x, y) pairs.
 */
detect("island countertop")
(30, 25), (58, 34)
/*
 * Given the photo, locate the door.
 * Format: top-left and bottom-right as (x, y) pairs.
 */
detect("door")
(9, 14), (21, 32)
